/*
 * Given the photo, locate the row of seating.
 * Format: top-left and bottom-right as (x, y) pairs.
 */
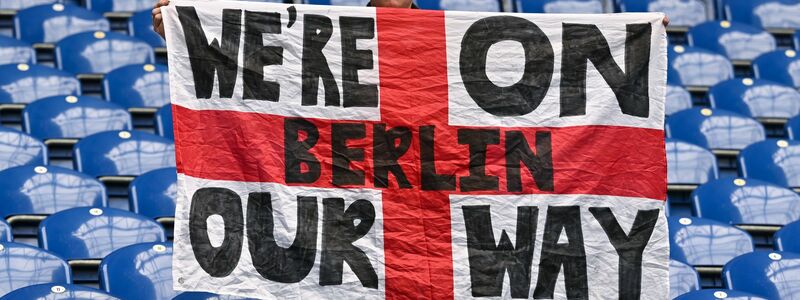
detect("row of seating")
(668, 47), (799, 89)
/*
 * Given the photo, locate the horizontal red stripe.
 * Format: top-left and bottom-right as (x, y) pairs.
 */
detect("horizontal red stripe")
(173, 105), (666, 200)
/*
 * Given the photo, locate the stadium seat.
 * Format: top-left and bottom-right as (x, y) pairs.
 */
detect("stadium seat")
(0, 0), (57, 10)
(753, 49), (800, 89)
(0, 165), (106, 218)
(667, 138), (719, 185)
(22, 95), (131, 140)
(13, 4), (110, 44)
(0, 283), (119, 299)
(722, 251), (800, 299)
(0, 242), (71, 297)
(775, 220), (800, 252)
(128, 10), (165, 49)
(692, 177), (800, 226)
(129, 167), (177, 219)
(666, 85), (693, 116)
(173, 292), (257, 299)
(0, 36), (35, 65)
(0, 63), (80, 105)
(73, 130), (175, 177)
(688, 21), (776, 61)
(708, 78), (800, 119)
(0, 127), (47, 172)
(86, 0), (153, 14)
(99, 242), (176, 300)
(155, 104), (174, 139)
(669, 259), (700, 299)
(666, 108), (766, 151)
(55, 31), (155, 75)
(668, 217), (754, 266)
(103, 64), (169, 109)
(620, 0), (708, 27)
(724, 0), (800, 30)
(516, 0), (606, 13)
(788, 115), (800, 140)
(668, 45), (734, 87)
(674, 289), (769, 300)
(738, 139), (800, 189)
(38, 207), (165, 260)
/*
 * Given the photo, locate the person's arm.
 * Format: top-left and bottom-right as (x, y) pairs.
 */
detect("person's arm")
(153, 0), (169, 39)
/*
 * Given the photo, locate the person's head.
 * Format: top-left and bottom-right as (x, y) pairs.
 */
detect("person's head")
(371, 0), (413, 7)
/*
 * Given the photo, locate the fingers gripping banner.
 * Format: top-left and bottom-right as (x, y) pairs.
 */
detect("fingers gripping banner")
(162, 1), (668, 298)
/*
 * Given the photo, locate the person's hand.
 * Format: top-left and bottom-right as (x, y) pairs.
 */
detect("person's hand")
(152, 0), (169, 39)
(662, 15), (669, 27)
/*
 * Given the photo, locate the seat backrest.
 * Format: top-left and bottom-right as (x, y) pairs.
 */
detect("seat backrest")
(775, 220), (800, 252)
(674, 289), (769, 300)
(22, 95), (131, 140)
(0, 283), (120, 300)
(99, 242), (176, 300)
(668, 45), (734, 87)
(753, 49), (800, 89)
(38, 207), (165, 260)
(13, 4), (110, 44)
(622, 0), (707, 26)
(517, 0), (605, 13)
(666, 138), (719, 185)
(0, 165), (106, 218)
(709, 78), (800, 119)
(688, 20), (776, 61)
(668, 217), (754, 266)
(55, 31), (154, 75)
(693, 177), (800, 226)
(128, 10), (165, 48)
(0, 63), (80, 104)
(0, 220), (10, 242)
(0, 127), (47, 172)
(102, 64), (169, 108)
(788, 116), (800, 140)
(0, 242), (71, 297)
(155, 104), (174, 139)
(723, 251), (800, 299)
(0, 36), (35, 65)
(129, 167), (177, 219)
(172, 292), (258, 299)
(667, 107), (765, 150)
(73, 130), (176, 177)
(669, 259), (700, 299)
(86, 0), (153, 14)
(725, 0), (800, 30)
(666, 85), (692, 116)
(0, 0), (56, 10)
(738, 139), (800, 188)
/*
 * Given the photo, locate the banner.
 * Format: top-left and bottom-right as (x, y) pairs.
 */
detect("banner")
(163, 2), (668, 298)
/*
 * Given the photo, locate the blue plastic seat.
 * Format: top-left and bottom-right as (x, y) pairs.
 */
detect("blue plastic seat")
(788, 115), (800, 140)
(0, 36), (35, 65)
(669, 259), (700, 299)
(173, 292), (257, 300)
(73, 130), (175, 177)
(693, 177), (800, 226)
(55, 31), (154, 75)
(128, 10), (165, 49)
(688, 21), (776, 61)
(0, 63), (80, 105)
(129, 167), (177, 219)
(516, 0), (605, 13)
(775, 220), (800, 252)
(796, 30), (800, 50)
(0, 165), (106, 218)
(723, 251), (800, 299)
(620, 0), (708, 27)
(667, 138), (719, 185)
(674, 289), (769, 300)
(155, 104), (173, 139)
(0, 220), (10, 242)
(22, 95), (131, 140)
(0, 127), (47, 172)
(0, 283), (120, 300)
(86, 0), (153, 14)
(0, 0), (57, 10)
(709, 78), (800, 119)
(39, 207), (165, 260)
(724, 0), (800, 30)
(753, 49), (800, 89)
(667, 108), (766, 151)
(668, 45), (734, 87)
(668, 217), (754, 266)
(103, 64), (169, 109)
(738, 139), (800, 188)
(417, 0), (502, 10)
(99, 242), (176, 300)
(13, 4), (110, 44)
(0, 242), (71, 297)
(666, 85), (693, 116)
